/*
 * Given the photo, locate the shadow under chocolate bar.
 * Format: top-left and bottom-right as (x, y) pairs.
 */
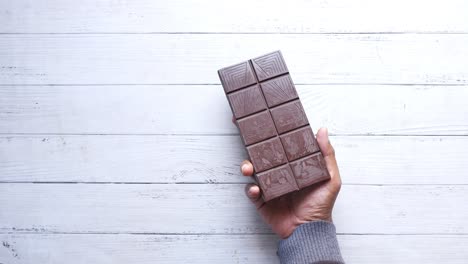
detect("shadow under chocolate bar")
(218, 51), (330, 201)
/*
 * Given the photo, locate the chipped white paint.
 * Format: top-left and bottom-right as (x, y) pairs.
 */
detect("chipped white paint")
(1, 0), (467, 33)
(1, 35), (467, 85)
(1, 136), (468, 184)
(1, 85), (467, 135)
(1, 234), (468, 264)
(0, 184), (467, 234)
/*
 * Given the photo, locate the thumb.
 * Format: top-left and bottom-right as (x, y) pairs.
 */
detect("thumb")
(316, 127), (335, 158)
(316, 128), (341, 189)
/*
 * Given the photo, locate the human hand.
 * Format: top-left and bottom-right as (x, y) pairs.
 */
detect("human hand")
(240, 127), (341, 239)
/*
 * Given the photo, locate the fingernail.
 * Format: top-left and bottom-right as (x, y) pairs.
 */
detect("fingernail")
(241, 164), (248, 173)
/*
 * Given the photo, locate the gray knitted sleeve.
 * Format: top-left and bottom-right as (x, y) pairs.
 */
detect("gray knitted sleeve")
(277, 221), (345, 264)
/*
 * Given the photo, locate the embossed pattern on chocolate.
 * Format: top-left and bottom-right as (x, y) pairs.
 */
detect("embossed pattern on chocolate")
(228, 85), (267, 119)
(280, 126), (319, 161)
(256, 164), (298, 201)
(261, 75), (298, 107)
(247, 137), (288, 173)
(218, 51), (330, 201)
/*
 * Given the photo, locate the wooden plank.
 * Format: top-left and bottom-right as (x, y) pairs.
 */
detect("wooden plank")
(1, 35), (467, 85)
(1, 136), (467, 184)
(1, 85), (467, 135)
(1, 234), (467, 264)
(0, 184), (466, 234)
(1, 0), (467, 33)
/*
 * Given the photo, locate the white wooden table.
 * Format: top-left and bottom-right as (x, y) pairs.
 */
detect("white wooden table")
(1, 1), (467, 263)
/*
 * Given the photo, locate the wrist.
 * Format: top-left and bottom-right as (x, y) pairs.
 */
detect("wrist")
(284, 215), (332, 239)
(298, 213), (333, 226)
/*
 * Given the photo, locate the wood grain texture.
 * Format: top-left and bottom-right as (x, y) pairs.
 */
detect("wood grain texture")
(1, 85), (467, 135)
(1, 35), (467, 85)
(1, 135), (467, 184)
(1, 234), (467, 264)
(1, 0), (467, 263)
(1, 0), (467, 33)
(0, 184), (466, 234)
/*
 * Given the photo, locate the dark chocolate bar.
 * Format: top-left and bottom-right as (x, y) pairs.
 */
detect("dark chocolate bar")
(218, 51), (330, 201)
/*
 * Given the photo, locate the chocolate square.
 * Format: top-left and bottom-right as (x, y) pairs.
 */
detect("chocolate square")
(256, 165), (299, 201)
(270, 100), (308, 134)
(290, 153), (329, 189)
(251, 51), (289, 81)
(260, 75), (298, 107)
(228, 85), (267, 118)
(280, 126), (319, 161)
(247, 137), (287, 173)
(218, 61), (256, 93)
(237, 111), (277, 146)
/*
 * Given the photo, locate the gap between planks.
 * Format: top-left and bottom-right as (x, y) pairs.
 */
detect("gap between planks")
(1, 34), (467, 85)
(1, 32), (468, 35)
(2, 231), (468, 236)
(2, 0), (467, 34)
(1, 182), (468, 186)
(1, 184), (466, 234)
(0, 83), (466, 86)
(0, 133), (467, 136)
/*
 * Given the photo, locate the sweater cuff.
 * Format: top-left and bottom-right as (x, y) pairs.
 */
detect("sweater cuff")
(277, 221), (344, 264)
